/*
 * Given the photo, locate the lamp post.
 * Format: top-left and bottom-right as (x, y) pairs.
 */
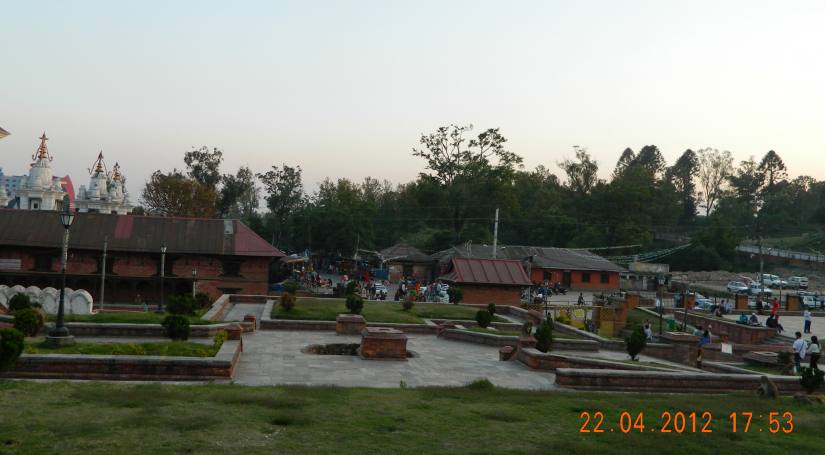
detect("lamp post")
(157, 243), (167, 312)
(192, 268), (198, 298)
(46, 196), (76, 347)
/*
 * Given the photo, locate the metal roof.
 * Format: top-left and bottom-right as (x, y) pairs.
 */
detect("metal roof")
(433, 244), (625, 273)
(379, 243), (433, 263)
(0, 209), (284, 258)
(440, 257), (531, 286)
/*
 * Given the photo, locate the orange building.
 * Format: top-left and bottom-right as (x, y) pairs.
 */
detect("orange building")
(439, 257), (531, 306)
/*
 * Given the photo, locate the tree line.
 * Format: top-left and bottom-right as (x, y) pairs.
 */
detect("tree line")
(140, 125), (825, 270)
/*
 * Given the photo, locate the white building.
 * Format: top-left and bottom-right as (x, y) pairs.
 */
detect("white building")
(74, 152), (133, 214)
(14, 133), (68, 211)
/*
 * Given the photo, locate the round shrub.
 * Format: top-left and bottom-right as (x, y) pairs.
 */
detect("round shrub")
(162, 314), (191, 341)
(487, 303), (497, 315)
(166, 295), (197, 316)
(800, 367), (825, 394)
(625, 325), (647, 361)
(280, 292), (296, 311)
(9, 294), (35, 312)
(283, 281), (299, 294)
(194, 292), (212, 309)
(13, 308), (43, 337)
(345, 294), (364, 315)
(447, 287), (463, 304)
(475, 310), (493, 328)
(402, 298), (414, 312)
(0, 328), (24, 371)
(534, 319), (554, 353)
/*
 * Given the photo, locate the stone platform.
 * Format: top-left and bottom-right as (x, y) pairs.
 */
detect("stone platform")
(360, 327), (408, 360)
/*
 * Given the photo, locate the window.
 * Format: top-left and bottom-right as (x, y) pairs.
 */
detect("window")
(33, 255), (53, 272)
(221, 260), (242, 277)
(601, 272), (610, 284)
(581, 272), (591, 283)
(542, 271), (551, 281)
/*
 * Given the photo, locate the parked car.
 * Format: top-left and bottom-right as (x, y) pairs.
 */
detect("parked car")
(787, 276), (809, 290)
(748, 283), (773, 297)
(693, 293), (713, 310)
(758, 274), (787, 289)
(726, 281), (749, 294)
(801, 295), (819, 309)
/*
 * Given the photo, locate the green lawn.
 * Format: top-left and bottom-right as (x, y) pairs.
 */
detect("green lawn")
(50, 312), (218, 325)
(23, 340), (220, 357)
(0, 381), (823, 454)
(272, 298), (507, 324)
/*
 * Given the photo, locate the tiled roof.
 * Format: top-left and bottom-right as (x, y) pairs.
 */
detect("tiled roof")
(0, 209), (284, 258)
(440, 257), (531, 286)
(433, 244), (625, 273)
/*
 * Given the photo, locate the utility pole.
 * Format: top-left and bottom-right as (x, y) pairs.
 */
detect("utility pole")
(99, 236), (108, 310)
(492, 208), (499, 259)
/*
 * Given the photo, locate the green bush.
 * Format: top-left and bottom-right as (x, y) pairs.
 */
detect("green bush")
(475, 310), (493, 328)
(465, 378), (495, 390)
(162, 314), (191, 341)
(166, 295), (198, 316)
(447, 287), (463, 304)
(534, 319), (554, 353)
(555, 313), (571, 325)
(9, 294), (36, 312)
(213, 329), (229, 349)
(625, 325), (647, 361)
(402, 298), (414, 312)
(487, 303), (497, 315)
(800, 367), (825, 394)
(283, 281), (299, 294)
(194, 292), (212, 309)
(345, 281), (358, 296)
(345, 294), (364, 315)
(280, 292), (296, 311)
(0, 328), (24, 371)
(12, 308), (43, 337)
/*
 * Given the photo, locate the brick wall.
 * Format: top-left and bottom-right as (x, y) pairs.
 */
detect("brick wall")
(530, 268), (620, 290)
(461, 285), (522, 305)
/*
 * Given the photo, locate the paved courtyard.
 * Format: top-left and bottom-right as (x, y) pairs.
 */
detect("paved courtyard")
(723, 313), (825, 341)
(232, 330), (557, 390)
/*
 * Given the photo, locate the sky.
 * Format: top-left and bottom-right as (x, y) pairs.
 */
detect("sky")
(2, 0), (825, 200)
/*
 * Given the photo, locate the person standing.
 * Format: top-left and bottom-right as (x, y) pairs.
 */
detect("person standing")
(792, 331), (807, 375)
(808, 336), (820, 370)
(803, 307), (812, 334)
(643, 320), (653, 341)
(771, 298), (780, 318)
(577, 293), (584, 306)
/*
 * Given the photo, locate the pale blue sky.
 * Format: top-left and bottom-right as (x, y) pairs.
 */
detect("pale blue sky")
(2, 0), (824, 198)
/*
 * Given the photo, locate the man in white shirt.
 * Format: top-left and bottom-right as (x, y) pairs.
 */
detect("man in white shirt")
(792, 331), (807, 374)
(803, 308), (812, 334)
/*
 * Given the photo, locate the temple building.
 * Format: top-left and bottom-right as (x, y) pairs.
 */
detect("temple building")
(74, 152), (133, 214)
(9, 133), (72, 211)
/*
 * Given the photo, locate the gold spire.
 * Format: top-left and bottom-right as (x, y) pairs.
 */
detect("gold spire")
(94, 151), (105, 173)
(111, 162), (123, 181)
(33, 132), (52, 162)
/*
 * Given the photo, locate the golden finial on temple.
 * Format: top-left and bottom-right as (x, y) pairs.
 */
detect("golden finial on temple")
(33, 132), (52, 161)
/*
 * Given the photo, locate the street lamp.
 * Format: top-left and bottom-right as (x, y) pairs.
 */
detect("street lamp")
(157, 243), (167, 312)
(46, 196), (76, 347)
(191, 268), (198, 298)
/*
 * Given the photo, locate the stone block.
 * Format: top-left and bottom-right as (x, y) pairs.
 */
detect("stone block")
(499, 346), (515, 361)
(786, 295), (799, 311)
(336, 314), (366, 335)
(359, 327), (408, 360)
(518, 335), (537, 350)
(735, 294), (748, 310)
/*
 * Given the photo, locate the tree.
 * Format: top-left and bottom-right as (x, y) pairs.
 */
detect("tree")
(141, 171), (217, 217)
(666, 149), (699, 223)
(558, 146), (599, 195)
(218, 166), (259, 218)
(634, 145), (666, 177)
(184, 146), (223, 189)
(696, 148), (733, 216)
(258, 164), (304, 248)
(612, 147), (635, 179)
(412, 124), (522, 242)
(758, 150), (787, 189)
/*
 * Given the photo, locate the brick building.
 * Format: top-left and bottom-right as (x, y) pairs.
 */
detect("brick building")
(435, 244), (624, 291)
(0, 209), (284, 303)
(439, 257), (531, 306)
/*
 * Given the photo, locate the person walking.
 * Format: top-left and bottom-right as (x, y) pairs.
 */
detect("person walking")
(577, 293), (584, 306)
(697, 330), (711, 369)
(792, 331), (807, 375)
(803, 307), (812, 334)
(808, 336), (820, 370)
(771, 298), (780, 318)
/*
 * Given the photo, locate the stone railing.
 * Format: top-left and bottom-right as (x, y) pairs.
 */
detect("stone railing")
(518, 349), (672, 372)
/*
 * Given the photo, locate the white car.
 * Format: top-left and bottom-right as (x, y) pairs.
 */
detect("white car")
(748, 283), (773, 297)
(726, 281), (749, 294)
(788, 276), (809, 290)
(758, 274), (787, 289)
(801, 295), (819, 309)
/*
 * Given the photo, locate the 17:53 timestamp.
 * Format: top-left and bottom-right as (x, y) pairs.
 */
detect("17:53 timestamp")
(579, 411), (793, 434)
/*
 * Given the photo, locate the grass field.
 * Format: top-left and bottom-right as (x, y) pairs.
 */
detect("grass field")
(0, 381), (823, 454)
(51, 312), (218, 325)
(272, 298), (507, 324)
(23, 340), (220, 357)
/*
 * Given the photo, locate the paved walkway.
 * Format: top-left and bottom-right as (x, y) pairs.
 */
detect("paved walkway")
(723, 314), (825, 341)
(224, 303), (265, 325)
(232, 331), (557, 390)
